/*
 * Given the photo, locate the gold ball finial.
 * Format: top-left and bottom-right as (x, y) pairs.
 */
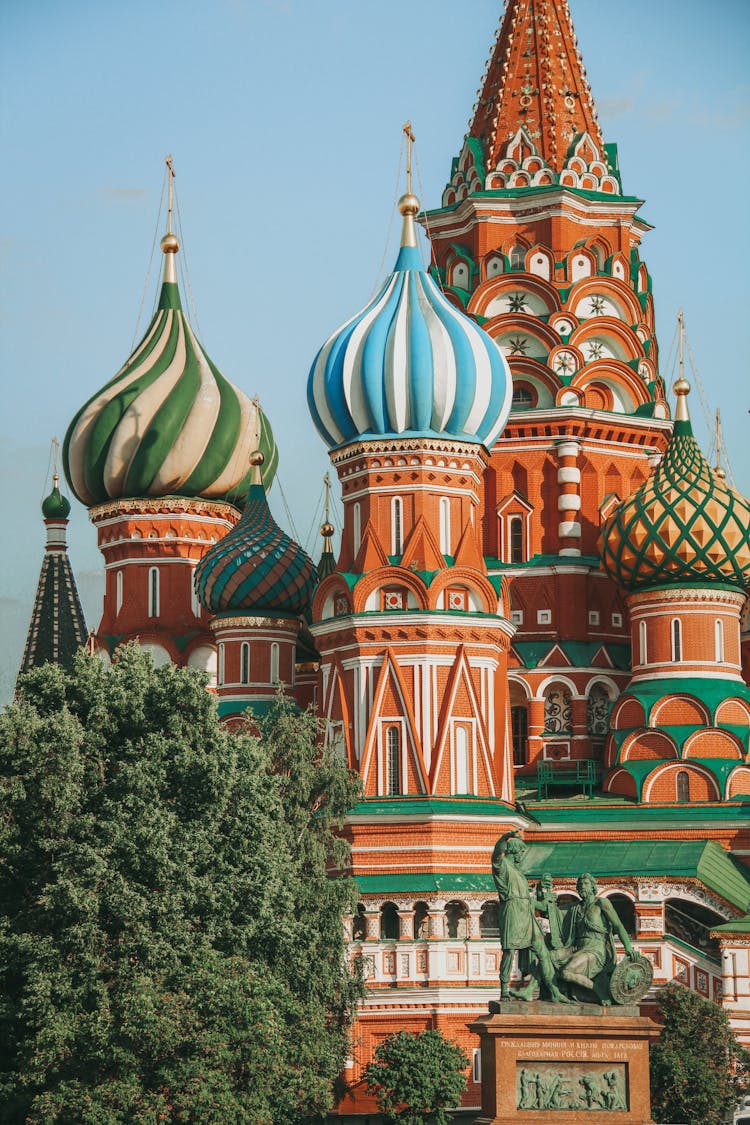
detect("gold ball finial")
(321, 521), (335, 538)
(398, 192), (420, 217)
(160, 232), (180, 254)
(715, 464), (726, 481)
(674, 377), (690, 397)
(249, 450), (265, 467)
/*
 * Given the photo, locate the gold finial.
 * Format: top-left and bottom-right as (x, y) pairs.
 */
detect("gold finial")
(673, 310), (690, 422)
(51, 436), (60, 485)
(714, 408), (726, 478)
(249, 448), (265, 487)
(160, 156), (180, 281)
(249, 451), (265, 467)
(321, 472), (334, 538)
(398, 121), (420, 249)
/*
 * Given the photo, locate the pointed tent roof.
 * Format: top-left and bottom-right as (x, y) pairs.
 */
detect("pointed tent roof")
(19, 475), (88, 677)
(469, 0), (605, 175)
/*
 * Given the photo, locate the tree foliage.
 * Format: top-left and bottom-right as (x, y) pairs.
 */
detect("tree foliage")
(363, 1029), (468, 1125)
(650, 982), (749, 1125)
(0, 646), (362, 1124)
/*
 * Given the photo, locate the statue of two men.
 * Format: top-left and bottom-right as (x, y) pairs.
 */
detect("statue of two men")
(492, 831), (639, 1005)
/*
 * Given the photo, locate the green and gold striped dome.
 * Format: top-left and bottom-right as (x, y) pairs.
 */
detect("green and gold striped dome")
(599, 380), (750, 590)
(63, 231), (277, 508)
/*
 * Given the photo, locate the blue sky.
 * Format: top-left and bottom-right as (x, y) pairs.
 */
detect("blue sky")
(1, 0), (748, 702)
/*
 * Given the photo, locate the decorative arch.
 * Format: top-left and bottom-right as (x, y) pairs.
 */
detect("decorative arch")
(427, 566), (498, 614)
(567, 275), (643, 325)
(650, 695), (711, 728)
(569, 359), (651, 412)
(313, 572), (353, 621)
(610, 696), (646, 730)
(351, 567), (429, 614)
(642, 762), (721, 803)
(716, 698), (750, 725)
(727, 766), (750, 798)
(603, 767), (637, 798)
(468, 274), (560, 320)
(619, 729), (678, 762)
(683, 729), (743, 760)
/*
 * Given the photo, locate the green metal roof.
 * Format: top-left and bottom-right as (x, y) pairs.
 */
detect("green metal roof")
(353, 841), (750, 913)
(619, 677), (750, 722)
(529, 800), (750, 825)
(512, 640), (630, 671)
(350, 796), (514, 819)
(712, 916), (750, 935)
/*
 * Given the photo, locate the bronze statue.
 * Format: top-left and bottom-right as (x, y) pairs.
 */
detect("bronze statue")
(491, 834), (653, 1006)
(491, 832), (568, 1002)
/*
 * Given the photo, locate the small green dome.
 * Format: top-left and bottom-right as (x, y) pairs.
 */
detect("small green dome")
(42, 477), (71, 519)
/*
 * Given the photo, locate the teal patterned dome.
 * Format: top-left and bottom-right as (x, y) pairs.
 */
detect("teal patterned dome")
(195, 457), (317, 617)
(63, 233), (277, 507)
(599, 381), (750, 590)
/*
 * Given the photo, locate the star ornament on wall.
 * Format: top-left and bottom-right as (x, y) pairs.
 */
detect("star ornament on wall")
(507, 292), (528, 312)
(590, 295), (606, 315)
(587, 340), (604, 360)
(508, 336), (530, 355)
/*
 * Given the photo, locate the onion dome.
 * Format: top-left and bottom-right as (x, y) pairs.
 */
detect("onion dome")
(307, 188), (512, 450)
(600, 379), (750, 590)
(63, 199), (277, 508)
(195, 453), (317, 616)
(42, 473), (71, 519)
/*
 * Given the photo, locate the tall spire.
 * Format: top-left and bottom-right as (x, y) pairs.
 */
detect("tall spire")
(19, 441), (88, 678)
(160, 154), (179, 285)
(469, 0), (605, 174)
(318, 472), (336, 581)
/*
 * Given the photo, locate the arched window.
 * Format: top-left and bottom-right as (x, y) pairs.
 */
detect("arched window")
(511, 386), (534, 411)
(445, 900), (468, 939)
(455, 726), (469, 793)
(676, 770), (689, 803)
(511, 705), (528, 766)
(391, 497), (403, 555)
(479, 901), (500, 937)
(509, 515), (524, 563)
(240, 642), (250, 685)
(544, 687), (572, 733)
(190, 573), (202, 618)
(386, 726), (401, 795)
(413, 901), (429, 940)
(587, 685), (610, 737)
(148, 567), (159, 618)
(606, 893), (636, 937)
(116, 570), (123, 615)
(218, 643), (225, 687)
(352, 903), (367, 941)
(671, 618), (682, 663)
(639, 620), (648, 664)
(439, 497), (451, 555)
(270, 642), (279, 683)
(715, 619), (724, 663)
(380, 902), (400, 941)
(353, 502), (361, 555)
(509, 244), (526, 270)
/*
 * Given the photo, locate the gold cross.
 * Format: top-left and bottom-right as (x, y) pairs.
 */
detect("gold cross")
(403, 120), (415, 194)
(165, 155), (175, 234)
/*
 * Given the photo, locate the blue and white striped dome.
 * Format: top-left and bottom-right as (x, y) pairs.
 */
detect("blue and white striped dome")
(307, 194), (512, 450)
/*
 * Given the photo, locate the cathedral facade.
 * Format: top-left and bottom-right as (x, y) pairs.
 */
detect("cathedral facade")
(22, 0), (750, 1117)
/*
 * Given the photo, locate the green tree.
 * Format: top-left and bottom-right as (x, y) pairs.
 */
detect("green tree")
(363, 1029), (469, 1125)
(0, 646), (362, 1124)
(650, 982), (749, 1125)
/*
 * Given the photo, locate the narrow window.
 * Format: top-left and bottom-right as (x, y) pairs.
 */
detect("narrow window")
(148, 567), (159, 618)
(353, 502), (361, 555)
(509, 515), (524, 563)
(190, 572), (202, 618)
(639, 620), (647, 664)
(116, 570), (123, 615)
(676, 770), (689, 803)
(391, 497), (403, 555)
(218, 643), (225, 687)
(270, 642), (279, 684)
(386, 727), (401, 795)
(439, 497), (451, 555)
(511, 706), (528, 766)
(240, 642), (250, 685)
(715, 619), (724, 663)
(455, 726), (469, 793)
(671, 619), (682, 663)
(472, 1048), (482, 1084)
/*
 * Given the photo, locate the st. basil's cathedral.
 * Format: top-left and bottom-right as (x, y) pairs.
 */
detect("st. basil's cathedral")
(20, 0), (750, 1117)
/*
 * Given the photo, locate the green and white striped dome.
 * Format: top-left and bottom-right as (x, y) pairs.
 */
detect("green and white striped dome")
(63, 235), (277, 507)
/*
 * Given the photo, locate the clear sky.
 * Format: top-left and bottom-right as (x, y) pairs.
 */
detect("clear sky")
(1, 0), (748, 703)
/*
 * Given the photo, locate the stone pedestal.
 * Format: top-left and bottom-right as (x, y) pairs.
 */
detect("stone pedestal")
(470, 1001), (659, 1125)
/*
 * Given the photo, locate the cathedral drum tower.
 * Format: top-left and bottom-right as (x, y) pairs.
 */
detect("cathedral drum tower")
(425, 0), (674, 777)
(62, 162), (277, 675)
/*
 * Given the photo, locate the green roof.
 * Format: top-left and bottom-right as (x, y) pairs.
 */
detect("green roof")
(712, 916), (750, 935)
(349, 796), (514, 819)
(619, 677), (750, 723)
(512, 640), (630, 671)
(352, 841), (750, 913)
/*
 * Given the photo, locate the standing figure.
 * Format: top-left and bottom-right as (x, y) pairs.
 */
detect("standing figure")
(535, 872), (565, 949)
(491, 832), (568, 1003)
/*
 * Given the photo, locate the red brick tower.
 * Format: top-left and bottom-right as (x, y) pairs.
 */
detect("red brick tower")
(425, 0), (673, 779)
